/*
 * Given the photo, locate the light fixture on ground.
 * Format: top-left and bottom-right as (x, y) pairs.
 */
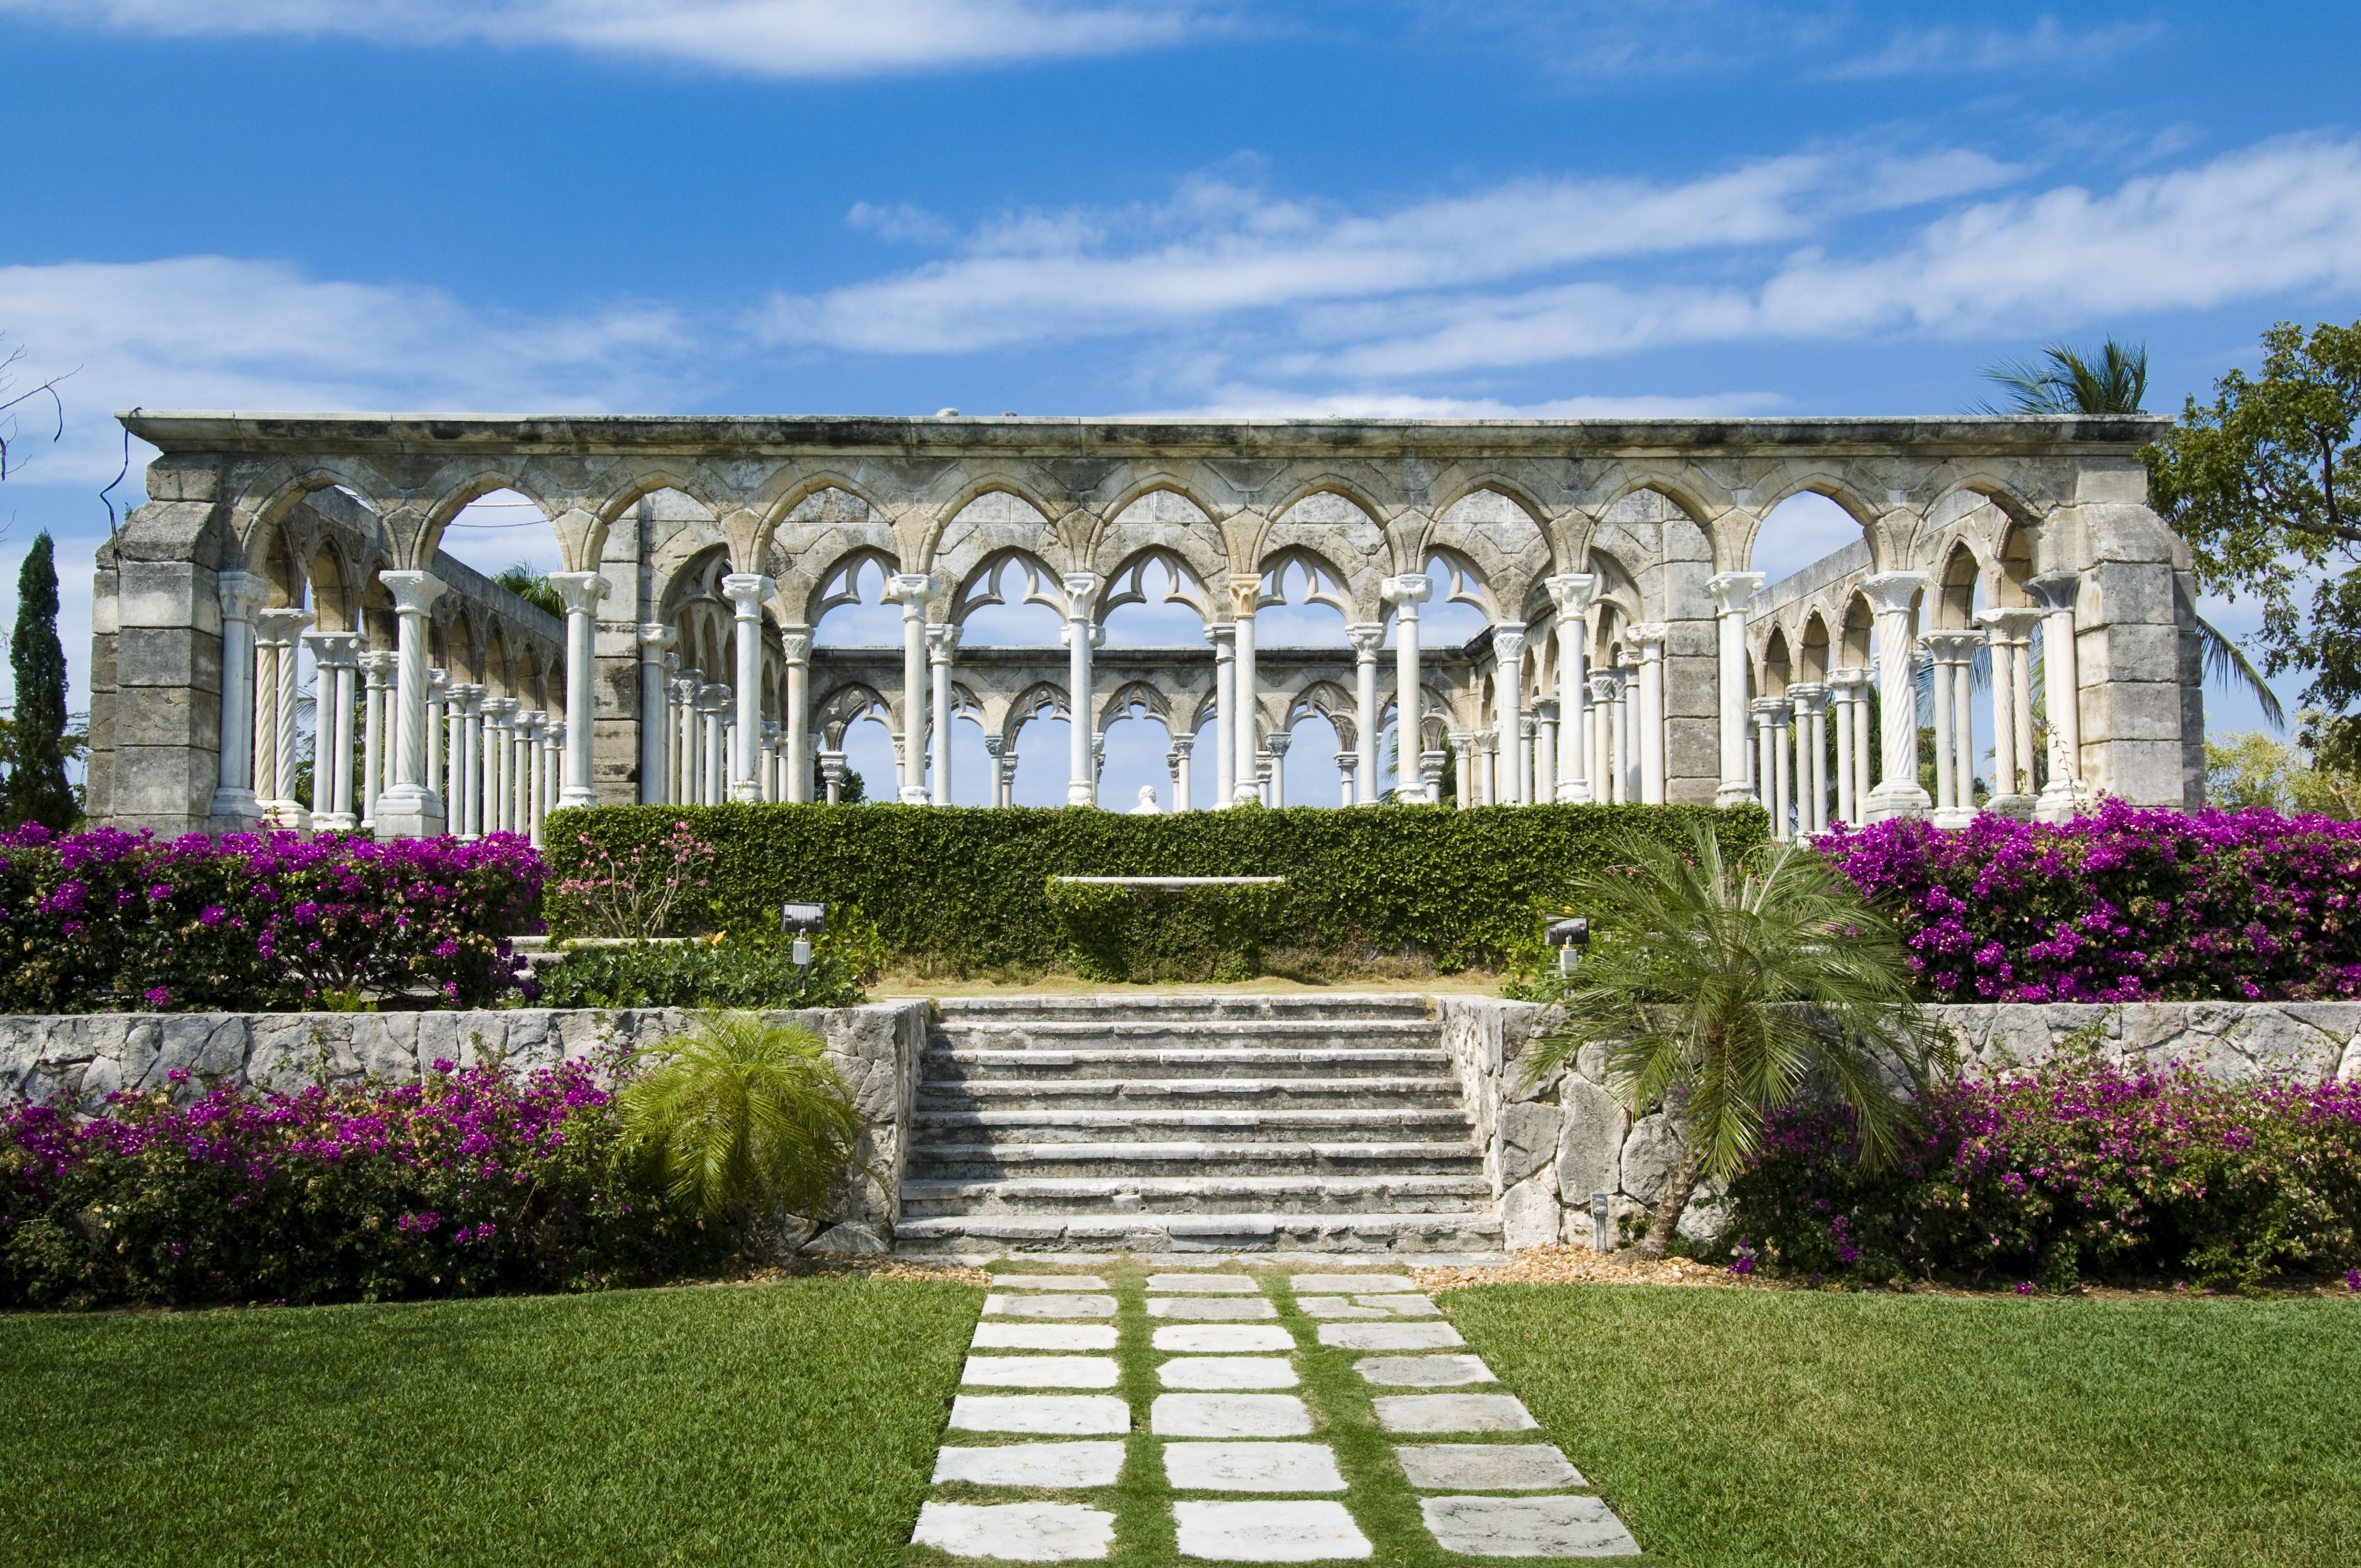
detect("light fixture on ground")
(780, 901), (828, 968)
(1589, 1190), (1614, 1253)
(1546, 916), (1590, 978)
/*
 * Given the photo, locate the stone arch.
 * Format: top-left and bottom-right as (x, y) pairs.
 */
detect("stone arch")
(1258, 543), (1359, 622)
(804, 543), (905, 629)
(1092, 491), (1229, 600)
(1936, 540), (1983, 629)
(1737, 473), (1888, 578)
(1103, 679), (1171, 725)
(927, 486), (1063, 598)
(814, 681), (893, 750)
(1840, 591), (1874, 667)
(1760, 625), (1793, 696)
(1290, 679), (1358, 750)
(1263, 488), (1389, 619)
(1002, 680), (1071, 749)
(1429, 485), (1551, 622)
(1799, 611), (1833, 683)
(415, 471), (559, 569)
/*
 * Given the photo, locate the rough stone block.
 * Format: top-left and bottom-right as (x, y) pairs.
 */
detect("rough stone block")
(1619, 1113), (1683, 1204)
(1497, 1100), (1562, 1183)
(1553, 1075), (1626, 1208)
(933, 1442), (1127, 1489)
(1500, 1168), (1561, 1250)
(1296, 1294), (1440, 1319)
(1394, 1444), (1585, 1491)
(1171, 1501), (1370, 1561)
(912, 1501), (1116, 1561)
(1419, 1495), (1639, 1556)
(1163, 1442), (1345, 1494)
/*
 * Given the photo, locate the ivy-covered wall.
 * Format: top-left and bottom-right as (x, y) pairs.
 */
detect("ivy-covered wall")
(543, 802), (1770, 972)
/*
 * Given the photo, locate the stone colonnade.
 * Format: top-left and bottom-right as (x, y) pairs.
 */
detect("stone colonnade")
(85, 414), (2202, 835)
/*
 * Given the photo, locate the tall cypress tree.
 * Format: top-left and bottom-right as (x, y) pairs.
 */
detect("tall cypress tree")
(4, 533), (75, 830)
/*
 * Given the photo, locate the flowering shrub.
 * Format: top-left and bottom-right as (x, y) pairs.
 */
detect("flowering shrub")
(0, 825), (543, 1012)
(1818, 800), (2361, 1002)
(1718, 1050), (2361, 1292)
(544, 821), (715, 939)
(0, 1058), (723, 1308)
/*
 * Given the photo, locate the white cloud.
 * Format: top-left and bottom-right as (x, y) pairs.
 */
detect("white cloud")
(0, 256), (703, 481)
(0, 0), (1200, 78)
(1829, 15), (2165, 80)
(753, 148), (2020, 353)
(847, 202), (959, 246)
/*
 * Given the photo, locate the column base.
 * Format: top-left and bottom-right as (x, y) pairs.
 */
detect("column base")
(1983, 792), (2036, 821)
(1929, 805), (1978, 830)
(1715, 782), (1755, 808)
(1863, 781), (1932, 823)
(1066, 783), (1097, 808)
(559, 786), (600, 811)
(900, 785), (932, 805)
(372, 786), (448, 840)
(2032, 782), (2087, 824)
(263, 801), (313, 832)
(206, 788), (262, 832)
(313, 811), (359, 832)
(729, 781), (762, 804)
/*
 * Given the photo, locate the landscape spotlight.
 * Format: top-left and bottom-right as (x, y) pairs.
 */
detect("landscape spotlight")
(780, 902), (827, 968)
(1547, 916), (1590, 977)
(1589, 1190), (1614, 1253)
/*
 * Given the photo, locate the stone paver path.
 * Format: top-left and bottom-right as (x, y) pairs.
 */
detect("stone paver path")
(909, 1262), (1642, 1561)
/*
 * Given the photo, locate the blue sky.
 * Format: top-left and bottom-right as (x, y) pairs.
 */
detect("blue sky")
(2, 0), (2358, 798)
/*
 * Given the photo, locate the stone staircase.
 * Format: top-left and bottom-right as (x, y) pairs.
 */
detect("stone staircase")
(893, 995), (1501, 1255)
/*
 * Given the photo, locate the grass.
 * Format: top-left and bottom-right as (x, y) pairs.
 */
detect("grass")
(0, 1277), (981, 1567)
(1446, 1283), (2361, 1568)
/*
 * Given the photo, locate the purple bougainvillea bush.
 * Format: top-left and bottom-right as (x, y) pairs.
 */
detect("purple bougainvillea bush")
(1817, 800), (2361, 1003)
(0, 1058), (720, 1308)
(0, 826), (544, 1012)
(1718, 1050), (2361, 1292)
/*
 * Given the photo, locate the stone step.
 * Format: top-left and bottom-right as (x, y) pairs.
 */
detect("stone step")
(894, 1210), (1504, 1254)
(932, 994), (1435, 1024)
(932, 1019), (1443, 1053)
(928, 1048), (1450, 1081)
(900, 1173), (1494, 1217)
(915, 1076), (1467, 1111)
(911, 1108), (1475, 1141)
(906, 1140), (1483, 1180)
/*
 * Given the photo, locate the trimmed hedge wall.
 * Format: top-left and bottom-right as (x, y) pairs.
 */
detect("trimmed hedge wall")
(542, 802), (1769, 973)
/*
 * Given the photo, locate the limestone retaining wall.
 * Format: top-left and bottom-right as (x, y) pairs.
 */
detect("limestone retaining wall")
(1439, 999), (2361, 1251)
(0, 1003), (930, 1251)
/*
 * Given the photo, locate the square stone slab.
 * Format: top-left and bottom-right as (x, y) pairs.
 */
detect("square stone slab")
(965, 1355), (1123, 1389)
(1289, 1274), (1416, 1294)
(913, 1500), (1117, 1561)
(1158, 1357), (1299, 1390)
(1356, 1354), (1497, 1387)
(1156, 1324), (1296, 1354)
(994, 1275), (1112, 1291)
(1172, 1500), (1372, 1561)
(1149, 1297), (1279, 1320)
(977, 1323), (1122, 1352)
(951, 1395), (1133, 1435)
(1149, 1273), (1263, 1293)
(1164, 1442), (1346, 1494)
(986, 1293), (1119, 1319)
(1372, 1395), (1538, 1434)
(1395, 1444), (1586, 1491)
(1316, 1322), (1464, 1351)
(934, 1441), (1129, 1489)
(1150, 1393), (1313, 1438)
(1420, 1495), (1639, 1556)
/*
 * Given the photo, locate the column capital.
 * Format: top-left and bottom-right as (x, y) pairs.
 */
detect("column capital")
(547, 570), (611, 616)
(719, 572), (775, 614)
(455, 683), (486, 715)
(516, 710), (545, 740)
(926, 622), (961, 660)
(253, 606), (314, 643)
(699, 682), (731, 711)
(1588, 670), (1624, 702)
(483, 696), (519, 726)
(1381, 572), (1434, 608)
(1518, 714), (1538, 739)
(886, 571), (938, 612)
(1858, 570), (1931, 615)
(217, 570), (270, 621)
(1543, 573), (1597, 616)
(1787, 680), (1830, 712)
(1224, 572), (1263, 619)
(2025, 570), (2081, 614)
(425, 666), (451, 698)
(638, 623), (677, 656)
(304, 630), (366, 668)
(360, 649), (398, 685)
(1060, 571), (1106, 620)
(1750, 695), (1792, 720)
(1169, 734), (1195, 756)
(1346, 622), (1386, 658)
(1492, 620), (1528, 659)
(1628, 622), (1669, 655)
(1266, 731), (1292, 757)
(1706, 570), (1765, 614)
(1826, 664), (1870, 692)
(779, 622), (814, 663)
(1976, 606), (2045, 640)
(671, 674), (703, 705)
(1924, 628), (1983, 662)
(546, 718), (565, 747)
(1207, 622), (1236, 656)
(379, 569), (448, 617)
(982, 734), (1005, 758)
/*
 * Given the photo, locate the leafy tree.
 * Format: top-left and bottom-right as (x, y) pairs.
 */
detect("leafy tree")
(2202, 727), (2360, 818)
(1520, 824), (1947, 1259)
(3, 533), (76, 830)
(2146, 320), (2361, 762)
(1978, 335), (2283, 726)
(491, 563), (567, 618)
(617, 1011), (864, 1256)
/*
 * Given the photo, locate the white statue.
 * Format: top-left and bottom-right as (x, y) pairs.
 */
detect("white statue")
(1131, 785), (1161, 814)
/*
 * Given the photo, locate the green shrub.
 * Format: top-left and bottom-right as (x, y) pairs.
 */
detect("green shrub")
(1044, 879), (1285, 982)
(545, 801), (1766, 974)
(531, 937), (866, 1010)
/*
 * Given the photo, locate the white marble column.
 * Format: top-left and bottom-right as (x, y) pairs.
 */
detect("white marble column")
(251, 607), (312, 829)
(516, 711), (545, 841)
(1492, 623), (1528, 804)
(927, 622), (959, 805)
(1448, 731), (1475, 808)
(2027, 571), (2086, 823)
(454, 685), (484, 839)
(1536, 703), (1557, 803)
(1977, 607), (2041, 816)
(1847, 669), (1875, 819)
(424, 667), (450, 814)
(1926, 629), (1982, 826)
(542, 720), (564, 835)
(1586, 671), (1616, 804)
(699, 683), (730, 804)
(372, 573), (448, 837)
(1517, 715), (1537, 804)
(1170, 734), (1194, 812)
(1064, 575), (1105, 808)
(1772, 698), (1796, 840)
(1924, 638), (1960, 825)
(305, 631), (364, 831)
(482, 699), (516, 834)
(210, 572), (269, 825)
(1348, 622), (1384, 804)
(1228, 573), (1261, 807)
(982, 736), (1007, 808)
(1631, 623), (1668, 805)
(1707, 571), (1765, 807)
(1544, 574), (1597, 802)
(671, 673), (700, 804)
(1383, 573), (1433, 803)
(780, 624), (813, 803)
(1210, 624), (1236, 809)
(820, 750), (846, 804)
(888, 573), (937, 805)
(637, 624), (676, 805)
(1336, 750), (1357, 807)
(717, 573), (773, 803)
(358, 649), (393, 830)
(1267, 730), (1291, 806)
(1860, 571), (1933, 821)
(544, 571), (608, 811)
(1789, 682), (1829, 834)
(759, 722), (780, 802)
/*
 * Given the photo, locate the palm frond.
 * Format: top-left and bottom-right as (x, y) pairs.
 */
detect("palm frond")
(1974, 336), (2147, 416)
(2195, 613), (2286, 730)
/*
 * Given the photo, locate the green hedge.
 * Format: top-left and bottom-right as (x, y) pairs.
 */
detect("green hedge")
(542, 802), (1770, 973)
(1044, 880), (1287, 983)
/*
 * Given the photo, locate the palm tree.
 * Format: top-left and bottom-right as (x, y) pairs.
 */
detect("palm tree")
(619, 1011), (865, 1253)
(1977, 336), (2285, 729)
(1520, 824), (1949, 1259)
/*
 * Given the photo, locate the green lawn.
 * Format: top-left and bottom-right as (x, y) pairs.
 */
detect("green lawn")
(1446, 1284), (2361, 1568)
(0, 1278), (981, 1567)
